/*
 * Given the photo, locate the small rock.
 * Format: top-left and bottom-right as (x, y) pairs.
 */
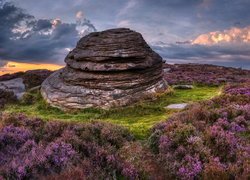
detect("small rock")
(173, 85), (194, 89)
(163, 68), (171, 73)
(0, 78), (25, 99)
(165, 103), (188, 110)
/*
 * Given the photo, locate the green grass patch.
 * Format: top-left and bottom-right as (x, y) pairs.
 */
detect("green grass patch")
(4, 86), (222, 139)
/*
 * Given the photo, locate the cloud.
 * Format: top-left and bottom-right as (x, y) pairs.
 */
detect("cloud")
(33, 19), (53, 32)
(192, 26), (250, 45)
(113, 0), (250, 45)
(75, 11), (97, 37)
(117, 20), (131, 28)
(76, 11), (84, 20)
(118, 0), (137, 17)
(199, 0), (212, 9)
(149, 23), (250, 69)
(0, 1), (96, 64)
(151, 41), (250, 69)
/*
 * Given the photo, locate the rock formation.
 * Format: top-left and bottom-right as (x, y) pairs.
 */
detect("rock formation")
(41, 28), (168, 110)
(0, 78), (25, 99)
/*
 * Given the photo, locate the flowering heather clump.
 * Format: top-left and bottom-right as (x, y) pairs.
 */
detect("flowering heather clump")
(6, 141), (43, 179)
(224, 81), (250, 96)
(45, 141), (78, 169)
(0, 125), (33, 166)
(177, 155), (203, 179)
(149, 89), (250, 179)
(163, 63), (250, 86)
(0, 113), (138, 179)
(203, 157), (228, 179)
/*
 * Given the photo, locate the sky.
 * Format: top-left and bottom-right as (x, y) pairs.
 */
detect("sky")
(0, 0), (250, 71)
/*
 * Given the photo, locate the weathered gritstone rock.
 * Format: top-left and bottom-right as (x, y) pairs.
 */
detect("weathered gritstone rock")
(41, 28), (168, 110)
(165, 103), (188, 110)
(0, 78), (25, 99)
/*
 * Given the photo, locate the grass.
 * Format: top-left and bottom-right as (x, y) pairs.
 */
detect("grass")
(4, 86), (222, 139)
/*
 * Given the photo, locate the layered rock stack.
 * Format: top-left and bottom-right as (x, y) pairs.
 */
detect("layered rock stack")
(41, 28), (168, 110)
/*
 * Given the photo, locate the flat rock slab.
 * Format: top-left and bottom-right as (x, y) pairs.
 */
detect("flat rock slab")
(0, 78), (25, 99)
(173, 85), (194, 89)
(165, 103), (188, 110)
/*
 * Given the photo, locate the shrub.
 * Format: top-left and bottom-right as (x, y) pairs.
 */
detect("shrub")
(0, 113), (137, 179)
(20, 92), (37, 105)
(0, 89), (17, 108)
(202, 157), (229, 180)
(0, 72), (24, 82)
(22, 69), (53, 89)
(149, 86), (250, 179)
(224, 82), (250, 96)
(163, 63), (249, 86)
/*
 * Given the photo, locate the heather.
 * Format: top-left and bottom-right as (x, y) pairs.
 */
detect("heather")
(0, 113), (138, 179)
(224, 81), (250, 96)
(164, 63), (250, 86)
(0, 72), (25, 82)
(149, 84), (250, 179)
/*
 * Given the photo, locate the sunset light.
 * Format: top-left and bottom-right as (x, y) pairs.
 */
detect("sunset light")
(192, 26), (250, 45)
(0, 61), (63, 75)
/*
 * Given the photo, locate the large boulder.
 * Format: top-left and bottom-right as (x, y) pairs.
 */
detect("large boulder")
(41, 28), (168, 110)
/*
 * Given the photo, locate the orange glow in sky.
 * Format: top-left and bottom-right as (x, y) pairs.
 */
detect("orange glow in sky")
(192, 26), (250, 45)
(0, 61), (63, 75)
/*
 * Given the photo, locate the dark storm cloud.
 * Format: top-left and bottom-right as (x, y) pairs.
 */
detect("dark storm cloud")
(200, 0), (250, 28)
(33, 19), (52, 31)
(12, 0), (128, 30)
(0, 1), (96, 65)
(0, 1), (33, 44)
